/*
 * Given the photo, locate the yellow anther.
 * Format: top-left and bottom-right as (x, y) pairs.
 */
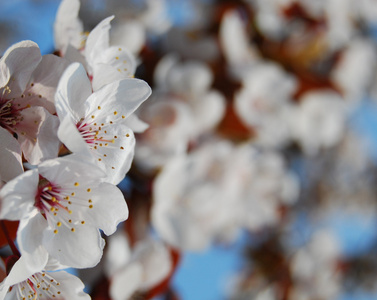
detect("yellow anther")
(54, 229), (58, 234)
(57, 222), (61, 227)
(89, 205), (93, 209)
(74, 182), (79, 186)
(71, 228), (75, 232)
(87, 188), (91, 192)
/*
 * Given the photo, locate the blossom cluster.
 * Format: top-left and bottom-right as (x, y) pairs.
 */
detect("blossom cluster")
(1, 0), (377, 299)
(0, 0), (152, 298)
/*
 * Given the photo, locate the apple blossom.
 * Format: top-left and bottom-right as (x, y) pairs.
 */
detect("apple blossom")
(54, 0), (137, 90)
(289, 90), (346, 155)
(0, 254), (89, 300)
(0, 40), (69, 164)
(105, 233), (172, 300)
(219, 10), (260, 79)
(55, 62), (151, 184)
(0, 154), (128, 268)
(234, 62), (297, 148)
(152, 139), (240, 250)
(290, 230), (341, 300)
(134, 95), (194, 172)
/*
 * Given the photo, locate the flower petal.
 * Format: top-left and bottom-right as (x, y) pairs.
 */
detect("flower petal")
(16, 107), (60, 165)
(71, 182), (128, 235)
(90, 124), (135, 184)
(85, 16), (114, 67)
(110, 262), (143, 300)
(0, 41), (41, 97)
(43, 224), (105, 268)
(0, 127), (23, 182)
(55, 62), (92, 122)
(57, 115), (91, 155)
(17, 54), (71, 114)
(87, 78), (152, 121)
(3, 250), (47, 287)
(54, 0), (84, 54)
(91, 46), (137, 91)
(48, 271), (90, 300)
(0, 169), (38, 220)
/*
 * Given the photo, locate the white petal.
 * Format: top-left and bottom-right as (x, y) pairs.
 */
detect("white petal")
(57, 115), (91, 155)
(219, 10), (257, 68)
(85, 16), (114, 67)
(0, 127), (23, 182)
(91, 46), (137, 91)
(17, 213), (47, 259)
(43, 224), (105, 269)
(110, 20), (146, 54)
(70, 182), (128, 235)
(133, 239), (172, 290)
(16, 107), (60, 165)
(0, 169), (38, 220)
(87, 78), (151, 121)
(0, 286), (8, 300)
(191, 90), (226, 133)
(123, 113), (149, 133)
(0, 41), (41, 97)
(110, 262), (143, 300)
(37, 154), (104, 187)
(154, 54), (178, 90)
(49, 271), (90, 300)
(92, 124), (135, 184)
(54, 0), (84, 54)
(24, 54), (71, 114)
(64, 44), (88, 67)
(3, 251), (47, 287)
(104, 232), (131, 277)
(55, 62), (92, 122)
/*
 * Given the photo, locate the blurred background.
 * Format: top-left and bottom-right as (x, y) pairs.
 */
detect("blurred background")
(2, 0), (377, 299)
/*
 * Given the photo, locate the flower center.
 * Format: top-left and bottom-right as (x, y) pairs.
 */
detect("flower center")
(12, 272), (62, 300)
(0, 96), (22, 130)
(34, 176), (90, 234)
(35, 176), (66, 217)
(76, 119), (115, 146)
